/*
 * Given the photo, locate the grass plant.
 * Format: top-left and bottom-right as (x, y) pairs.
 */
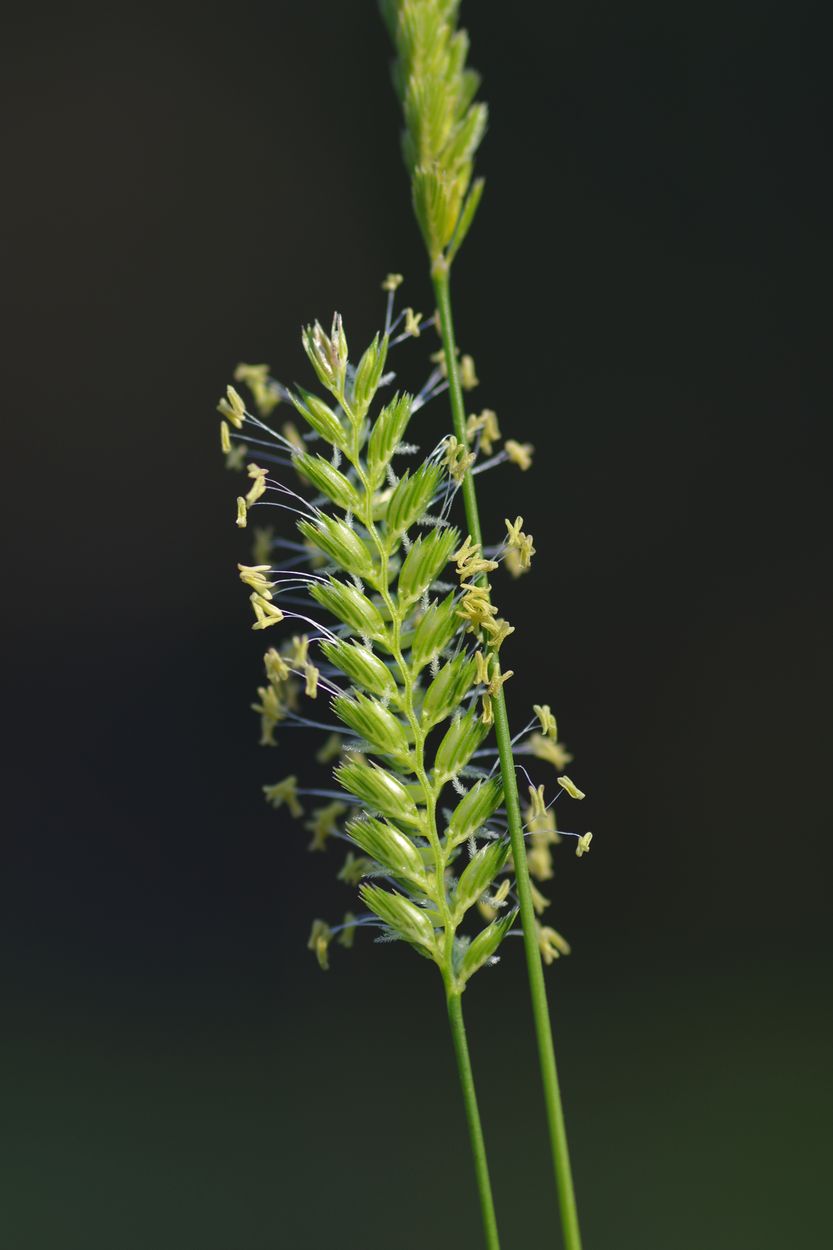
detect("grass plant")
(215, 5), (590, 1246)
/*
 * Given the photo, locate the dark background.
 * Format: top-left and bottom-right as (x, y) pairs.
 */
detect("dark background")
(3, 2), (831, 1247)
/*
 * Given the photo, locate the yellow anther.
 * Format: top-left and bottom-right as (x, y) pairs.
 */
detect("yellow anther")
(233, 362), (268, 386)
(474, 651), (491, 684)
(337, 852), (372, 886)
(537, 923), (571, 965)
(457, 601), (485, 627)
(249, 592), (272, 619)
(524, 781), (560, 883)
(528, 732), (573, 771)
(533, 704), (557, 739)
(304, 663), (320, 699)
(234, 362), (281, 417)
(250, 592), (284, 631)
(225, 443), (247, 472)
(459, 582), (494, 605)
(245, 464), (267, 506)
(465, 412), (484, 443)
(305, 799), (347, 852)
(529, 882), (551, 916)
(238, 563), (275, 598)
(282, 421), (306, 454)
(460, 354), (479, 390)
(505, 439), (534, 471)
(502, 517), (536, 571)
(453, 534), (498, 579)
(264, 774), (304, 817)
(444, 435), (476, 483)
(429, 346), (448, 378)
(481, 693), (493, 725)
(528, 845), (554, 881)
(576, 832), (593, 858)
(403, 307), (423, 337)
(478, 877), (510, 922)
(524, 799), (559, 843)
(251, 683), (284, 745)
(337, 912), (357, 948)
(505, 516), (524, 546)
(465, 408), (501, 455)
(220, 421), (231, 454)
(217, 384), (246, 429)
(252, 526), (275, 567)
(487, 668), (513, 697)
(558, 775), (586, 800)
(290, 635), (309, 667)
(264, 647), (290, 684)
(457, 583), (498, 634)
(285, 677), (301, 713)
(381, 273), (404, 292)
(307, 919), (333, 970)
(453, 534), (477, 572)
(462, 551), (499, 579)
(483, 617), (514, 650)
(528, 784), (548, 820)
(480, 409), (501, 454)
(251, 611), (283, 631)
(316, 732), (342, 764)
(503, 547), (527, 579)
(492, 878), (511, 906)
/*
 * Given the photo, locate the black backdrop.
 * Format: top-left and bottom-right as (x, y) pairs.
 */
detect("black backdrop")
(3, 3), (831, 1248)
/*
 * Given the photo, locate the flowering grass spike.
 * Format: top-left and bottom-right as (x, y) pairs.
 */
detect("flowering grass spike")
(218, 296), (587, 994)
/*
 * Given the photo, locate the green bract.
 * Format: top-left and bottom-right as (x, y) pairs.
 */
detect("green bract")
(410, 591), (460, 667)
(421, 654), (476, 728)
(360, 883), (438, 958)
(398, 527), (460, 605)
(347, 816), (427, 886)
(319, 640), (397, 699)
(309, 578), (387, 641)
(386, 462), (443, 536)
(434, 709), (489, 781)
(458, 908), (518, 982)
(447, 778), (504, 847)
(367, 393), (412, 482)
(290, 385), (347, 448)
(380, 0), (486, 268)
(292, 453), (361, 512)
(453, 839), (511, 921)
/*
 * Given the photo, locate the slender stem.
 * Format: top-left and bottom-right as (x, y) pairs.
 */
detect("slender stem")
(446, 990), (501, 1250)
(433, 269), (583, 1250)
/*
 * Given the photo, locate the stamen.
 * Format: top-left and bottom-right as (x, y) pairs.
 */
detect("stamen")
(470, 450), (509, 476)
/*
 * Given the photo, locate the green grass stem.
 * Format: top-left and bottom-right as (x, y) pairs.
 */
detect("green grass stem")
(447, 990), (502, 1250)
(433, 269), (583, 1250)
